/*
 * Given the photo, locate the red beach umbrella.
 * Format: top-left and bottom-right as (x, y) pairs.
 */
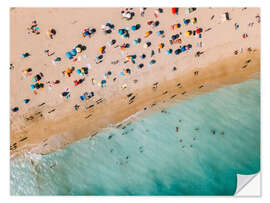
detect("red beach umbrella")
(172, 8), (177, 15)
(196, 28), (201, 34)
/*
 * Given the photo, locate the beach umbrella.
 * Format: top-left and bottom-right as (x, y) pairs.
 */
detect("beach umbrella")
(185, 31), (192, 36)
(24, 99), (30, 104)
(126, 68), (131, 74)
(118, 29), (124, 35)
(65, 52), (73, 59)
(172, 8), (177, 15)
(12, 107), (19, 112)
(55, 57), (61, 62)
(71, 49), (77, 56)
(35, 83), (40, 89)
(74, 80), (79, 86)
(133, 39), (139, 45)
(171, 35), (177, 40)
(83, 31), (90, 36)
(144, 31), (151, 38)
(184, 19), (190, 25)
(21, 53), (29, 58)
(66, 68), (72, 74)
(175, 49), (181, 55)
(101, 80), (106, 84)
(166, 49), (172, 55)
(156, 30), (164, 36)
(196, 28), (202, 34)
(181, 46), (186, 52)
(30, 84), (35, 90)
(186, 8), (196, 14)
(158, 43), (164, 49)
(99, 47), (104, 53)
(192, 18), (197, 24)
(80, 95), (85, 101)
(131, 25), (136, 31)
(76, 69), (81, 74)
(76, 47), (82, 53)
(62, 92), (69, 97)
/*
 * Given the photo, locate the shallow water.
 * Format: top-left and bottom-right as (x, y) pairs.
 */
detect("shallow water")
(10, 79), (260, 195)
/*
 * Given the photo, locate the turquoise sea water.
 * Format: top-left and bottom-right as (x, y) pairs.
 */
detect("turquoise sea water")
(10, 79), (260, 195)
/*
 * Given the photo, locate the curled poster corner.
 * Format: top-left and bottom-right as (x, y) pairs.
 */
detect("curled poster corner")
(234, 172), (261, 197)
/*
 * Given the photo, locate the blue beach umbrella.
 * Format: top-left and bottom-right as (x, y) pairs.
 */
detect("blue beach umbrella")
(71, 49), (77, 56)
(171, 35), (177, 40)
(131, 25), (136, 31)
(118, 29), (124, 35)
(166, 49), (172, 55)
(30, 84), (35, 90)
(76, 69), (81, 74)
(175, 49), (181, 55)
(181, 46), (186, 52)
(101, 80), (106, 84)
(156, 30), (164, 36)
(184, 19), (190, 25)
(65, 52), (73, 60)
(84, 31), (90, 36)
(150, 59), (156, 65)
(24, 99), (30, 104)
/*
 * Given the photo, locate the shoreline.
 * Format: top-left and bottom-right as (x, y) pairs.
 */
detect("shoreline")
(10, 49), (260, 155)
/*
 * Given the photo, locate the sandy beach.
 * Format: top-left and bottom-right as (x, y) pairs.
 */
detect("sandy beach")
(10, 7), (260, 155)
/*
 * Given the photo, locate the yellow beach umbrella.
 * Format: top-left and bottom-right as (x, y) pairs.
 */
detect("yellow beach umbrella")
(192, 18), (197, 24)
(185, 31), (192, 36)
